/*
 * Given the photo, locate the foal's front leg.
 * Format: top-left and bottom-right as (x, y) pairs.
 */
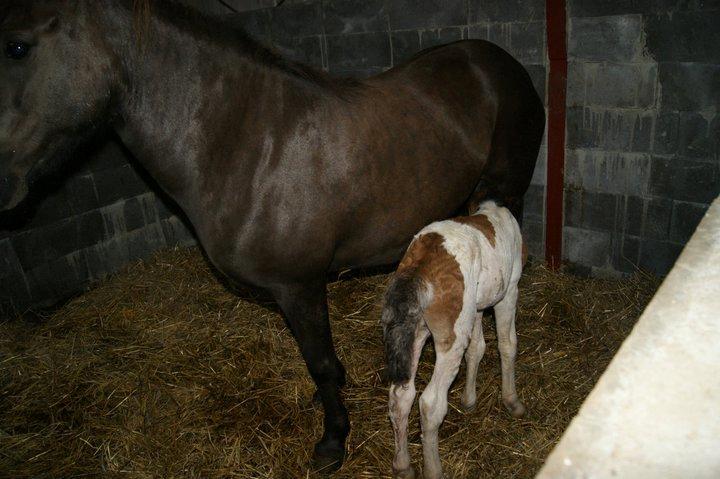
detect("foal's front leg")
(271, 280), (349, 471)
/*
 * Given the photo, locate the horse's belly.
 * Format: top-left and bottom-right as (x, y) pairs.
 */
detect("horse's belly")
(475, 271), (508, 309)
(331, 181), (476, 270)
(331, 241), (406, 271)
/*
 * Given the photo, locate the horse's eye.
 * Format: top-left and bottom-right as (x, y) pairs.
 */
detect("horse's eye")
(5, 41), (30, 60)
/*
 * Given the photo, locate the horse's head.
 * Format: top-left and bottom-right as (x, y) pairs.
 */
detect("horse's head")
(0, 1), (118, 211)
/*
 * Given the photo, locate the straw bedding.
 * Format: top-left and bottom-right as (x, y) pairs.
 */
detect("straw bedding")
(0, 247), (658, 478)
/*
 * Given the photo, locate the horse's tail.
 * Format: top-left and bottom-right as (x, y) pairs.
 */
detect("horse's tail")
(381, 270), (430, 384)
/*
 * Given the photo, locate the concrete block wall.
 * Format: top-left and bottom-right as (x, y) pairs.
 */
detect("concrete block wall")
(564, 0), (720, 276)
(0, 141), (196, 317)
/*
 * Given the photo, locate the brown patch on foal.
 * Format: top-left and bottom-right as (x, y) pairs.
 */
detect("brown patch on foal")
(453, 214), (496, 247)
(398, 233), (464, 351)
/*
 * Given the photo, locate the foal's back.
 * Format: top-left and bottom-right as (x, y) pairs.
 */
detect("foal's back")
(417, 202), (524, 311)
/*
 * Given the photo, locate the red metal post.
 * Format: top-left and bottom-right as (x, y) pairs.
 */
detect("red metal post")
(545, 0), (567, 270)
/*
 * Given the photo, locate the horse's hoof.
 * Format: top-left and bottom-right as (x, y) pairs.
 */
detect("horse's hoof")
(504, 399), (526, 418)
(393, 466), (416, 479)
(312, 441), (345, 474)
(460, 400), (477, 413)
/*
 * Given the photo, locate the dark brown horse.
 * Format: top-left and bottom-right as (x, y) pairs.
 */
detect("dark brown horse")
(0, 0), (544, 470)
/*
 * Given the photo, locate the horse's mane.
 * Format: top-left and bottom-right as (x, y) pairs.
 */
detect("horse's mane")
(130, 0), (362, 98)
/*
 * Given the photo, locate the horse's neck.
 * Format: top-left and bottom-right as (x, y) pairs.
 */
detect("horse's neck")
(102, 2), (317, 209)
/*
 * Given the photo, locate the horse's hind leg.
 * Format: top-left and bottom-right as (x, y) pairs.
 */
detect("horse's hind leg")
(461, 311), (486, 411)
(389, 327), (430, 479)
(271, 280), (349, 471)
(419, 340), (466, 479)
(494, 284), (525, 418)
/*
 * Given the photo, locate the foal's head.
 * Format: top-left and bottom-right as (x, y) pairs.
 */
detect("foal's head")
(0, 0), (121, 211)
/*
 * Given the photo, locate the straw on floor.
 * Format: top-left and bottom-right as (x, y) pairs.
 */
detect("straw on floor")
(0, 247), (658, 478)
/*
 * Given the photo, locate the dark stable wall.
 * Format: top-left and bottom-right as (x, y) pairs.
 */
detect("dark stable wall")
(564, 0), (720, 276)
(1, 0), (718, 315)
(0, 140), (196, 317)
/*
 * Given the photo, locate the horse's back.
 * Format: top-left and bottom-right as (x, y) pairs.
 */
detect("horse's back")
(200, 40), (544, 279)
(377, 40), (540, 108)
(391, 40), (530, 78)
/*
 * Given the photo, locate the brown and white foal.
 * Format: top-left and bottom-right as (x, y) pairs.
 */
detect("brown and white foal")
(382, 200), (526, 479)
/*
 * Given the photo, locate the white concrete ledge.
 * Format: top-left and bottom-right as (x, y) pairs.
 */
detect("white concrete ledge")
(536, 196), (720, 479)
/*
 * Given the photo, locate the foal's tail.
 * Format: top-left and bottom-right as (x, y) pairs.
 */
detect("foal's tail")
(381, 271), (430, 384)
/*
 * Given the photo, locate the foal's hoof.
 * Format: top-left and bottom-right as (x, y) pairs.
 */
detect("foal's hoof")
(312, 441), (345, 474)
(393, 466), (417, 479)
(460, 400), (477, 413)
(504, 399), (526, 418)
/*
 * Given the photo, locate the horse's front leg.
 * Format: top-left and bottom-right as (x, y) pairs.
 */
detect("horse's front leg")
(271, 279), (349, 471)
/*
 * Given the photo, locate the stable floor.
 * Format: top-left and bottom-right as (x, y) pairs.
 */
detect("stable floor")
(0, 248), (657, 478)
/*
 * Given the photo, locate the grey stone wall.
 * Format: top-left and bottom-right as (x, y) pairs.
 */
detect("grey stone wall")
(564, 0), (720, 276)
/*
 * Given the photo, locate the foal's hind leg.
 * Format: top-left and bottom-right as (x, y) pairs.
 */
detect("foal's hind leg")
(461, 311), (486, 411)
(271, 280), (349, 471)
(494, 284), (525, 418)
(419, 340), (467, 479)
(389, 327), (430, 479)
